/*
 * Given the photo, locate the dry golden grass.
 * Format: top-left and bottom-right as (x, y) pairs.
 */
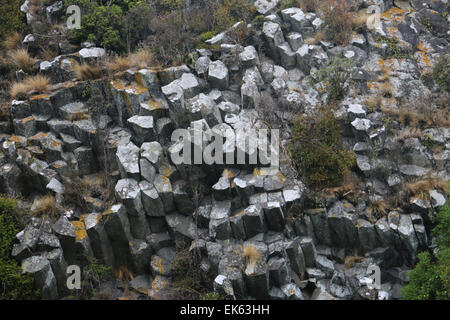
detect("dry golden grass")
(73, 62), (102, 80)
(304, 37), (318, 45)
(297, 0), (319, 12)
(243, 244), (261, 268)
(39, 46), (57, 61)
(130, 49), (154, 69)
(10, 75), (50, 98)
(368, 200), (388, 218)
(115, 266), (134, 297)
(365, 95), (383, 112)
(107, 49), (155, 73)
(394, 127), (422, 140)
(7, 49), (36, 72)
(72, 110), (89, 121)
(107, 56), (132, 73)
(324, 172), (362, 202)
(31, 194), (57, 218)
(406, 177), (449, 198)
(345, 253), (363, 269)
(3, 32), (22, 50)
(350, 12), (369, 30)
(314, 31), (326, 43)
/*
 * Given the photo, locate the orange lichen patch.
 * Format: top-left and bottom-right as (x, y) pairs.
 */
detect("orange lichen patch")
(378, 58), (385, 65)
(30, 132), (49, 140)
(110, 80), (125, 91)
(72, 220), (87, 241)
(223, 169), (238, 179)
(125, 83), (148, 95)
(50, 139), (63, 148)
(232, 210), (245, 218)
(145, 98), (163, 110)
(159, 165), (172, 177)
(9, 135), (27, 145)
(277, 172), (286, 182)
(382, 7), (405, 19)
(95, 210), (110, 224)
(30, 94), (50, 101)
(253, 167), (278, 176)
(154, 257), (164, 274)
(21, 116), (34, 123)
(415, 52), (431, 68)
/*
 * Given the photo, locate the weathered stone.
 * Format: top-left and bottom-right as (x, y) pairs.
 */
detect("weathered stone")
(153, 174), (175, 212)
(208, 61), (229, 90)
(21, 256), (58, 299)
(127, 115), (155, 145)
(116, 142), (140, 180)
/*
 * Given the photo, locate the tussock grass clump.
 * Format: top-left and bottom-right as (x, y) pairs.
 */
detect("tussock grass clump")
(406, 177), (449, 198)
(7, 49), (36, 72)
(3, 31), (22, 50)
(297, 0), (319, 12)
(368, 200), (388, 219)
(10, 75), (50, 98)
(345, 253), (363, 269)
(31, 194), (57, 218)
(243, 244), (261, 268)
(107, 49), (155, 73)
(73, 62), (102, 80)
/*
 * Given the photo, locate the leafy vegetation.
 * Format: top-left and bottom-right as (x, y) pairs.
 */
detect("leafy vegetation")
(63, 0), (256, 64)
(432, 54), (450, 93)
(0, 197), (39, 300)
(402, 192), (450, 300)
(78, 256), (114, 299)
(0, 0), (28, 43)
(289, 105), (356, 189)
(312, 57), (355, 102)
(375, 35), (410, 59)
(170, 242), (216, 299)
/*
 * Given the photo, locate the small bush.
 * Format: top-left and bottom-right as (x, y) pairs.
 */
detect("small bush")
(7, 49), (36, 73)
(321, 0), (353, 45)
(402, 195), (450, 300)
(312, 57), (355, 102)
(78, 256), (113, 299)
(0, 0), (28, 43)
(171, 243), (215, 299)
(73, 63), (102, 81)
(368, 200), (388, 219)
(0, 197), (39, 299)
(297, 0), (319, 12)
(375, 35), (410, 59)
(289, 105), (356, 189)
(432, 54), (450, 93)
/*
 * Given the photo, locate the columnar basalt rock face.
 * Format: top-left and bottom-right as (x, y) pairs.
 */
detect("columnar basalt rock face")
(3, 0), (448, 300)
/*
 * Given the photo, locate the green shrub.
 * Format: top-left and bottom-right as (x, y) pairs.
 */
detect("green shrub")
(0, 197), (39, 300)
(289, 106), (356, 189)
(252, 15), (265, 29)
(402, 195), (450, 300)
(312, 57), (355, 102)
(170, 242), (215, 299)
(432, 54), (450, 93)
(321, 0), (352, 45)
(0, 0), (28, 43)
(79, 256), (113, 299)
(375, 35), (410, 59)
